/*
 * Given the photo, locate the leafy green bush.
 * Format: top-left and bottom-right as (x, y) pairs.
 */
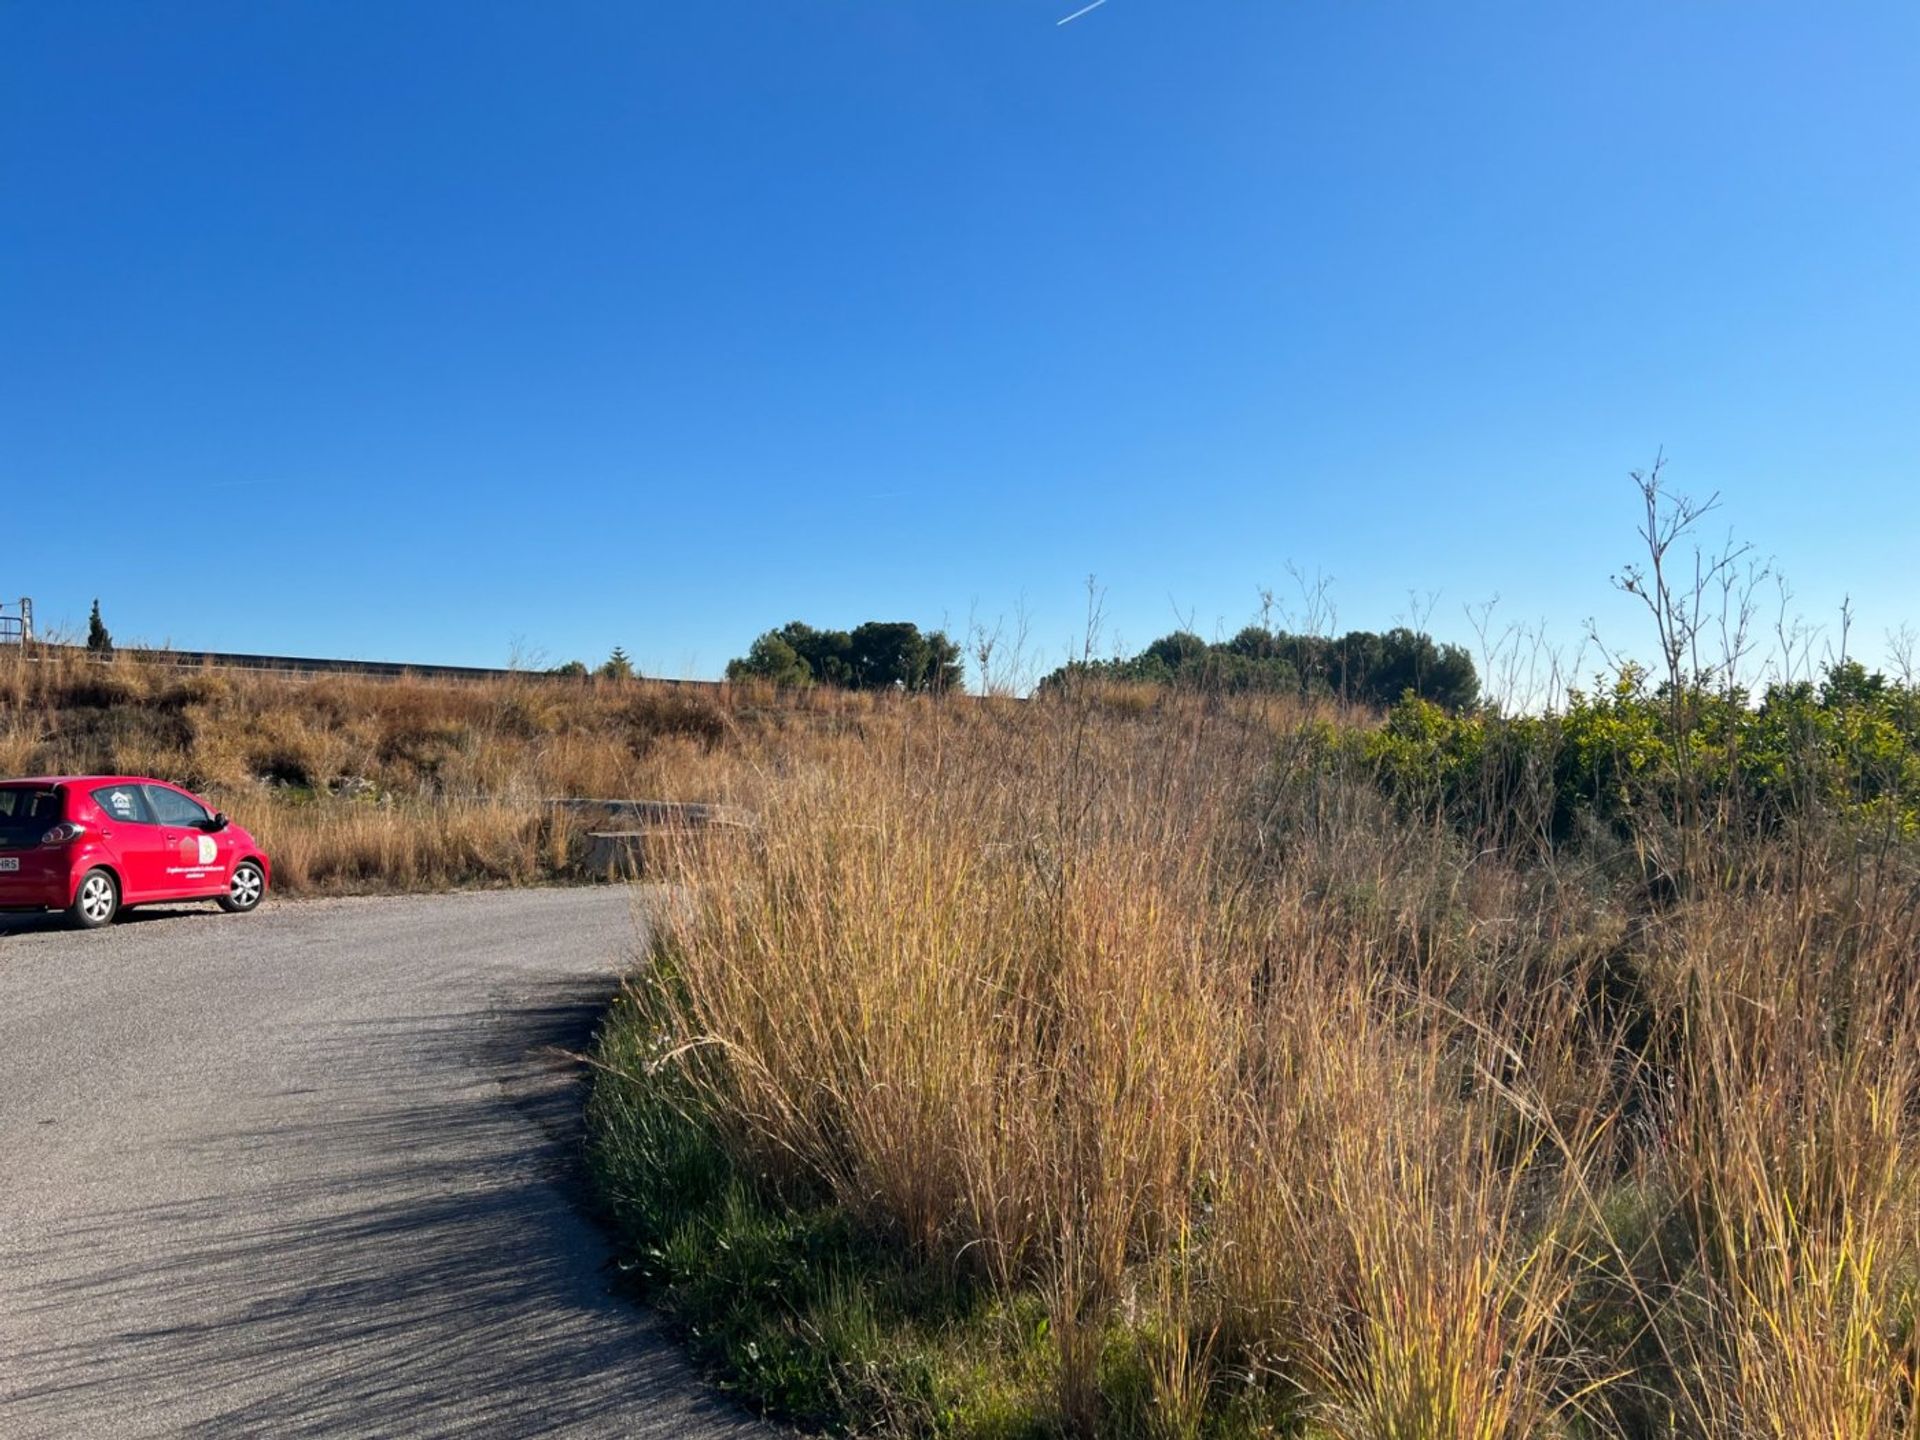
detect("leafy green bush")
(1358, 660), (1920, 850)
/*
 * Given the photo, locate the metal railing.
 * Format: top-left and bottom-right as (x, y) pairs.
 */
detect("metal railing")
(0, 597), (30, 645)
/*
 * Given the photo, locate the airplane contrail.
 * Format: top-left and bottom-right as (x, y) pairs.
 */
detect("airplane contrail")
(1057, 0), (1110, 25)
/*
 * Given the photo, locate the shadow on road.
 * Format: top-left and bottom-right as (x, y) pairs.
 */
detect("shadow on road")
(0, 904), (220, 938)
(4, 970), (759, 1438)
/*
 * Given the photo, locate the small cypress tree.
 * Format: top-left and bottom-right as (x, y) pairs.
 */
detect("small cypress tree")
(598, 646), (635, 681)
(86, 599), (113, 654)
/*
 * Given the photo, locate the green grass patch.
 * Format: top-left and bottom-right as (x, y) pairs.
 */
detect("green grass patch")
(585, 986), (1063, 1437)
(584, 983), (1300, 1438)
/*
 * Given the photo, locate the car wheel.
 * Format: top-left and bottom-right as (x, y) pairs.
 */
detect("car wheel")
(70, 869), (120, 929)
(220, 861), (265, 914)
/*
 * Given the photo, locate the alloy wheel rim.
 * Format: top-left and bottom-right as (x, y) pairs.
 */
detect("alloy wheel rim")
(232, 869), (261, 906)
(81, 876), (113, 921)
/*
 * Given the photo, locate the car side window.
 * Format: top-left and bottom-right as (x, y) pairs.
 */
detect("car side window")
(93, 785), (155, 825)
(145, 786), (212, 828)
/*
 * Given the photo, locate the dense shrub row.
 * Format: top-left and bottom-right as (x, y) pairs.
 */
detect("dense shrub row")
(1358, 659), (1920, 855)
(1042, 626), (1480, 712)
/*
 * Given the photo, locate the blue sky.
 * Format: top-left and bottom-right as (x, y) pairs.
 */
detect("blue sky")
(3, 1), (1915, 685)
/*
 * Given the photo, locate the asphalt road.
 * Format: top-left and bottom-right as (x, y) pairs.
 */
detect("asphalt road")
(0, 888), (772, 1439)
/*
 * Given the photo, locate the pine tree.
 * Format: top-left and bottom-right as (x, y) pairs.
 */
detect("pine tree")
(86, 599), (113, 654)
(597, 646), (635, 681)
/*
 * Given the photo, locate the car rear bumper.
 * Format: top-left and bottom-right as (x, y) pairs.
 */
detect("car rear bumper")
(0, 853), (76, 909)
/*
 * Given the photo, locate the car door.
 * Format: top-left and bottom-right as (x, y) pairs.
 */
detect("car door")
(90, 784), (169, 901)
(143, 784), (225, 897)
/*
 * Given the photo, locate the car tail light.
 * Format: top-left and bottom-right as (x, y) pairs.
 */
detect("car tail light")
(41, 822), (87, 846)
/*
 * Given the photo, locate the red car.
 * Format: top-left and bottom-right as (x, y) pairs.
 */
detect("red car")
(0, 776), (270, 928)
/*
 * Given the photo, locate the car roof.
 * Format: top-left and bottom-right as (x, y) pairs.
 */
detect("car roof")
(1, 776), (187, 788)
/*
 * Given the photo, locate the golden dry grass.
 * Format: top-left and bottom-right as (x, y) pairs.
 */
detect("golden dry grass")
(0, 645), (829, 893)
(600, 684), (1920, 1438)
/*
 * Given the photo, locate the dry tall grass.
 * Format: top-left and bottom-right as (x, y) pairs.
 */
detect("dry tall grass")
(19, 638), (1918, 1434)
(609, 684), (1920, 1438)
(0, 646), (831, 893)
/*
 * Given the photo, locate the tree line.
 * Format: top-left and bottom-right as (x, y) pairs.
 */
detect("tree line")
(1041, 625), (1480, 711)
(727, 621), (965, 692)
(562, 617), (1477, 708)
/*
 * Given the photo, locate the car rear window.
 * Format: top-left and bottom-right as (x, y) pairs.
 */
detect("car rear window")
(0, 787), (63, 846)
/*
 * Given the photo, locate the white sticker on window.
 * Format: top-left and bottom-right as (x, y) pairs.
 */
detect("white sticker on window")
(109, 790), (133, 815)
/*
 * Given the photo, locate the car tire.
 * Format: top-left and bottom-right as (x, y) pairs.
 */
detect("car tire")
(70, 868), (120, 929)
(220, 861), (266, 914)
